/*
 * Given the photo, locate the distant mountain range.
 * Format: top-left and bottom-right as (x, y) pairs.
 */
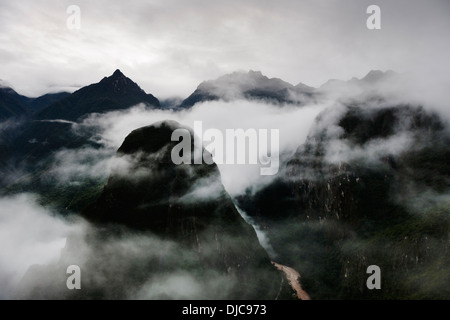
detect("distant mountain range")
(36, 69), (160, 121)
(0, 85), (71, 121)
(319, 69), (398, 91)
(179, 70), (316, 108)
(0, 70), (163, 213)
(0, 69), (398, 121)
(236, 101), (450, 299)
(0, 68), (410, 212)
(0, 69), (160, 122)
(17, 121), (295, 299)
(2, 68), (448, 300)
(0, 70), (161, 160)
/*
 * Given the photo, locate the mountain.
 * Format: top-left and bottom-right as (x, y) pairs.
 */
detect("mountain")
(179, 70), (315, 108)
(22, 92), (71, 114)
(319, 70), (398, 93)
(237, 101), (450, 299)
(0, 70), (161, 211)
(0, 81), (71, 120)
(159, 97), (184, 110)
(1, 70), (160, 164)
(0, 86), (29, 120)
(36, 69), (160, 121)
(17, 121), (295, 299)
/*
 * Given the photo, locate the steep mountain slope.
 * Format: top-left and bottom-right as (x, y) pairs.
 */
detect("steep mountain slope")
(6, 70), (160, 162)
(0, 82), (71, 120)
(179, 70), (315, 108)
(0, 70), (162, 213)
(318, 70), (399, 99)
(237, 102), (450, 299)
(18, 121), (294, 300)
(22, 92), (71, 114)
(0, 86), (29, 120)
(36, 69), (160, 121)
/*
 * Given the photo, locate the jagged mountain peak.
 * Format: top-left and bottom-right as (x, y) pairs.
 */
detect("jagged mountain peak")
(104, 69), (127, 83)
(199, 70), (293, 91)
(179, 70), (316, 108)
(36, 70), (160, 121)
(294, 81), (315, 92)
(102, 69), (126, 79)
(18, 116), (294, 299)
(358, 69), (397, 84)
(98, 69), (143, 93)
(71, 120), (291, 299)
(319, 69), (399, 93)
(112, 69), (124, 77)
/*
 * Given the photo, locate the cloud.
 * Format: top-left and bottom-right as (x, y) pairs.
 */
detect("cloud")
(133, 271), (235, 300)
(53, 68), (449, 196)
(0, 193), (241, 299)
(0, 118), (21, 133)
(0, 193), (81, 299)
(290, 71), (450, 177)
(1, 0), (449, 99)
(45, 147), (116, 184)
(234, 203), (277, 259)
(44, 146), (168, 186)
(11, 200), (284, 299)
(324, 132), (415, 165)
(176, 174), (225, 204)
(75, 101), (325, 195)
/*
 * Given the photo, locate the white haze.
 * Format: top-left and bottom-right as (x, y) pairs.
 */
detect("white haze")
(60, 68), (450, 196)
(234, 203), (277, 259)
(0, 194), (82, 299)
(46, 147), (116, 184)
(1, 0), (450, 99)
(1, 68), (448, 299)
(76, 100), (326, 195)
(34, 100), (324, 275)
(0, 192), (242, 299)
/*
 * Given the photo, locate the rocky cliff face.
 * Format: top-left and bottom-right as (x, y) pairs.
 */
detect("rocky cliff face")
(17, 121), (294, 300)
(238, 103), (450, 299)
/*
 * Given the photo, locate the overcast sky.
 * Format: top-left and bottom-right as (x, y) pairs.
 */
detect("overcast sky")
(0, 0), (449, 98)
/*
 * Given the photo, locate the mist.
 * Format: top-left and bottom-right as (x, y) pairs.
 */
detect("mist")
(0, 192), (248, 299)
(74, 100), (325, 195)
(0, 0), (449, 301)
(0, 194), (81, 299)
(2, 0), (450, 100)
(0, 99), (325, 299)
(234, 203), (277, 259)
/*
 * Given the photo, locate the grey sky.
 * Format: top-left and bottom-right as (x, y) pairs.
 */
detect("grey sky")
(0, 0), (449, 98)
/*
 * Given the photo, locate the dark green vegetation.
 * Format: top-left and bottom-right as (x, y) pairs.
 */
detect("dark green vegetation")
(2, 69), (449, 299)
(0, 85), (70, 120)
(237, 103), (450, 299)
(0, 70), (161, 213)
(18, 121), (294, 299)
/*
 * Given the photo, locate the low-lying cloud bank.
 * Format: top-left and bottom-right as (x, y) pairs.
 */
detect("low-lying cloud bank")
(0, 192), (265, 299)
(0, 194), (81, 299)
(70, 100), (326, 195)
(1, 70), (449, 299)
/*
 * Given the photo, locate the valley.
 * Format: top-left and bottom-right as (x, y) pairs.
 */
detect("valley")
(0, 69), (448, 300)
